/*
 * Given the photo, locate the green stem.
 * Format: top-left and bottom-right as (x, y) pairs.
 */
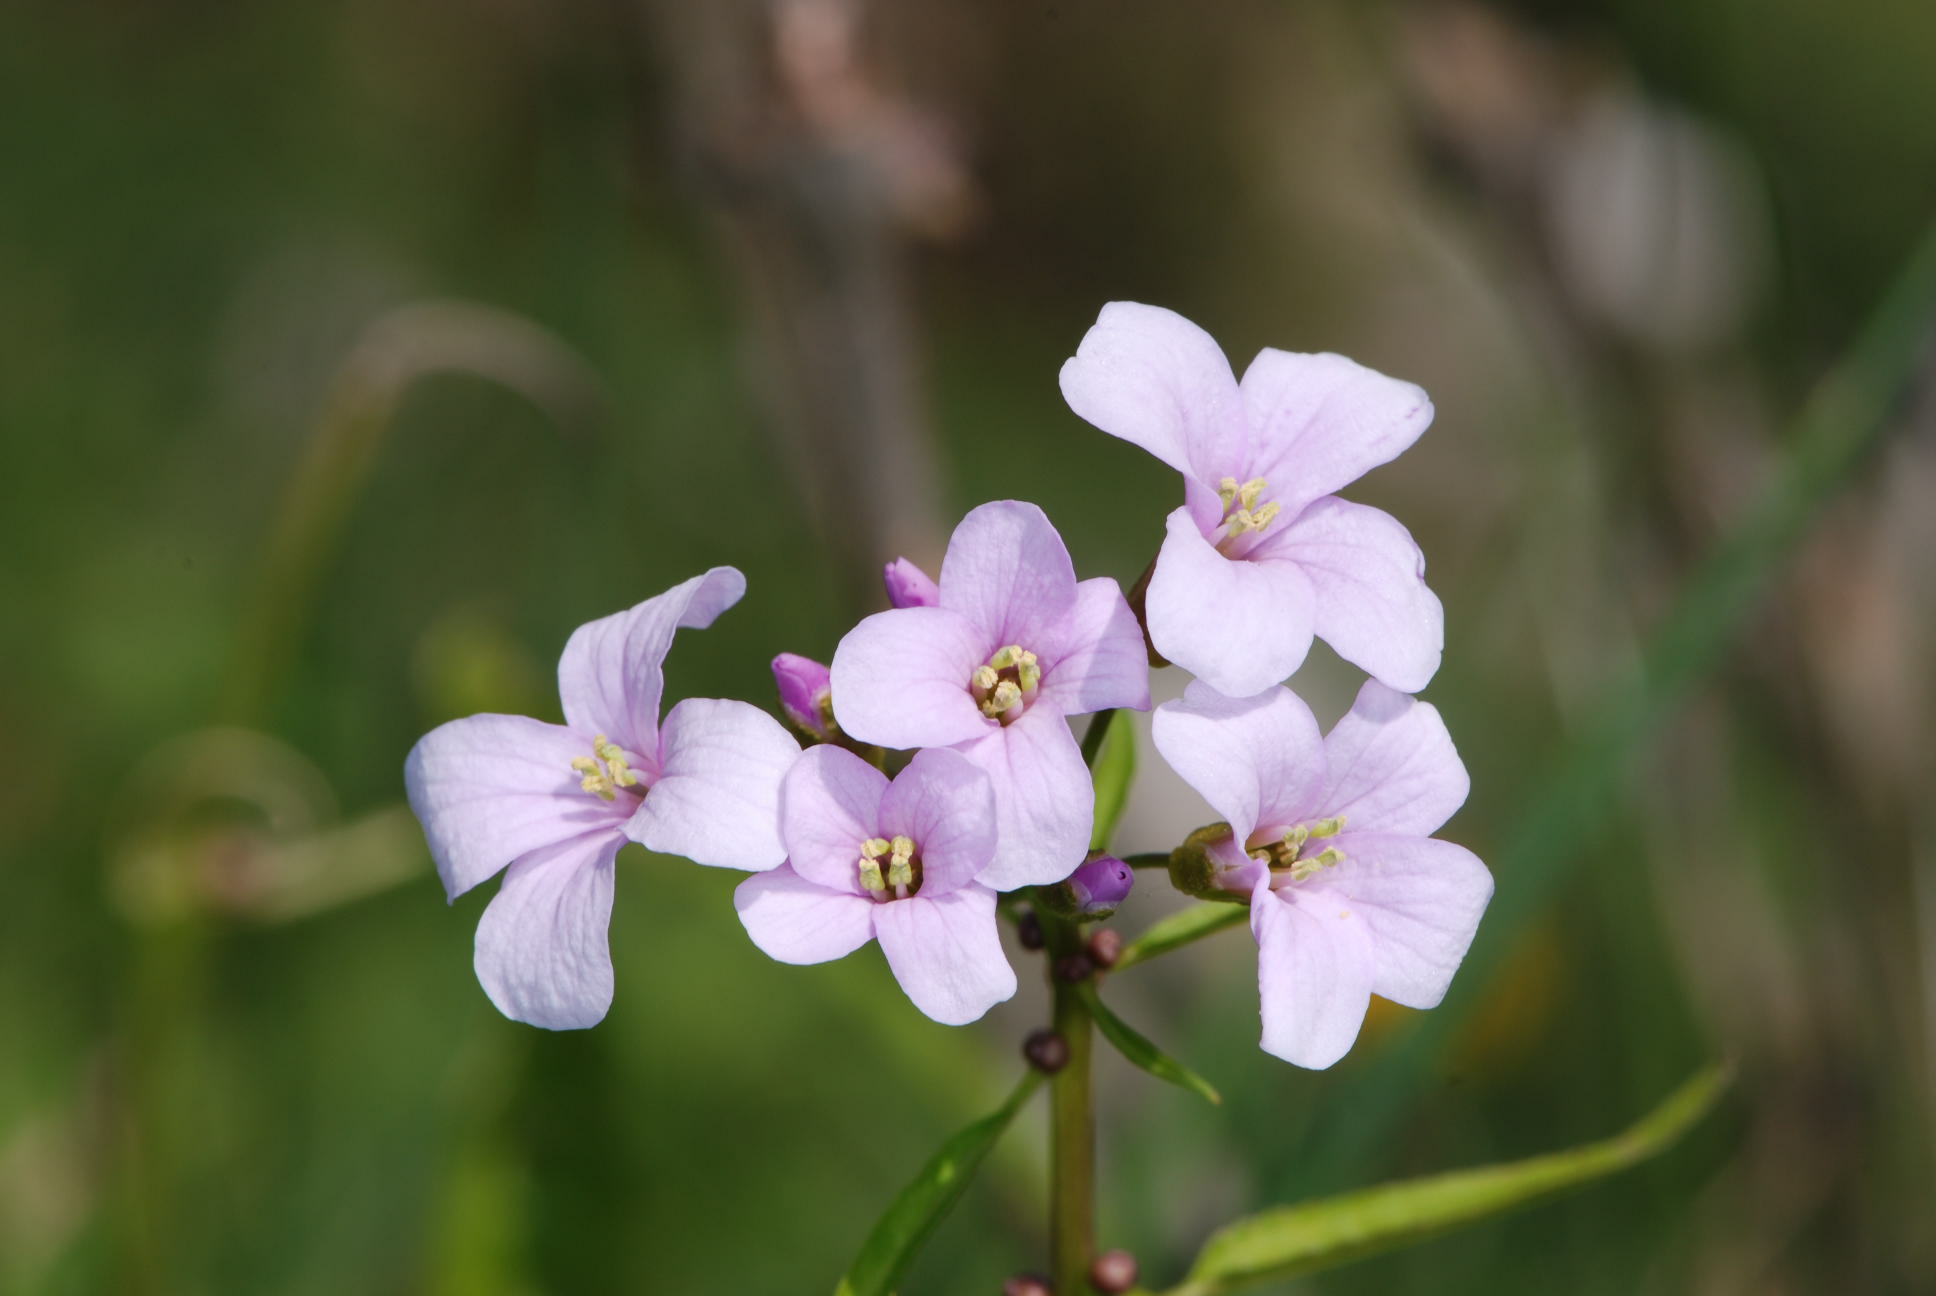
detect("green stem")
(1044, 911), (1095, 1292)
(1079, 708), (1118, 767)
(1121, 852), (1171, 870)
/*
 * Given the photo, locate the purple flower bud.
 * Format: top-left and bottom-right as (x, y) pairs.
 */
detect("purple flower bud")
(771, 653), (836, 741)
(881, 556), (940, 609)
(1067, 852), (1134, 917)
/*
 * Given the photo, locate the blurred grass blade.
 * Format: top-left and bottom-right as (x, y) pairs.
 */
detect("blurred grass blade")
(1168, 1064), (1730, 1295)
(834, 1070), (1042, 1296)
(1115, 903), (1248, 972)
(1087, 710), (1137, 851)
(1079, 984), (1221, 1106)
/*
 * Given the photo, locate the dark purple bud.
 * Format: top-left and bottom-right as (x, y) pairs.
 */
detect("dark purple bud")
(1090, 1250), (1139, 1293)
(1016, 909), (1045, 950)
(1002, 1274), (1053, 1296)
(1087, 927), (1124, 970)
(1053, 953), (1094, 983)
(1068, 852), (1135, 918)
(1023, 1029), (1069, 1073)
(882, 557), (940, 609)
(772, 653), (836, 741)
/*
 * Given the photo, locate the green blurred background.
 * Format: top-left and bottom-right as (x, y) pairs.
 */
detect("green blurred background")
(4, 0), (1934, 1292)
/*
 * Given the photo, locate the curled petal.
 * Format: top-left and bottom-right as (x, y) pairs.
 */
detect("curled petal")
(628, 698), (798, 871)
(873, 886), (1016, 1025)
(473, 831), (620, 1031)
(830, 606), (993, 750)
(1151, 682), (1326, 845)
(959, 705), (1093, 891)
(557, 567), (746, 753)
(883, 557), (941, 609)
(734, 867), (877, 965)
(1240, 349), (1434, 518)
(1321, 680), (1470, 836)
(779, 745), (890, 894)
(937, 500), (1079, 648)
(1059, 301), (1247, 478)
(1038, 577), (1151, 716)
(1145, 507), (1316, 700)
(405, 714), (628, 901)
(1254, 498), (1442, 694)
(1252, 879), (1375, 1069)
(878, 747), (997, 895)
(1326, 834), (1492, 1010)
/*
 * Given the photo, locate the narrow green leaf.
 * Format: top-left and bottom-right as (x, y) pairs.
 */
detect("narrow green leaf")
(1167, 1063), (1730, 1295)
(1087, 709), (1137, 851)
(1115, 903), (1248, 972)
(834, 1070), (1041, 1296)
(1080, 984), (1221, 1106)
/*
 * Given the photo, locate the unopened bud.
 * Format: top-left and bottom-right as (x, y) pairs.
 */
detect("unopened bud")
(1053, 953), (1094, 983)
(1016, 909), (1045, 950)
(1090, 1249), (1139, 1293)
(1087, 927), (1124, 970)
(1067, 852), (1134, 918)
(1023, 1028), (1069, 1073)
(1001, 1274), (1053, 1296)
(883, 557), (940, 609)
(772, 653), (836, 741)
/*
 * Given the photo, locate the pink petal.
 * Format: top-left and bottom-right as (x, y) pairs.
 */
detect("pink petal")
(1145, 506), (1317, 699)
(829, 606), (994, 750)
(958, 705), (1093, 890)
(937, 500), (1079, 648)
(872, 886), (1016, 1025)
(1037, 577), (1151, 717)
(1325, 833), (1492, 1010)
(1058, 301), (1246, 478)
(878, 748), (997, 895)
(779, 744), (889, 893)
(1251, 878), (1376, 1069)
(473, 831), (620, 1031)
(1239, 349), (1434, 518)
(883, 557), (941, 609)
(556, 567), (746, 753)
(1254, 497), (1443, 694)
(733, 867), (878, 964)
(1321, 680), (1470, 836)
(1151, 682), (1326, 845)
(627, 698), (798, 871)
(405, 714), (629, 901)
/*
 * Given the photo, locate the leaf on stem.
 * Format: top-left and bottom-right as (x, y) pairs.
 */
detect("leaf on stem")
(1087, 709), (1137, 851)
(1114, 903), (1248, 972)
(1079, 983), (1221, 1106)
(1163, 1063), (1731, 1295)
(834, 1070), (1042, 1296)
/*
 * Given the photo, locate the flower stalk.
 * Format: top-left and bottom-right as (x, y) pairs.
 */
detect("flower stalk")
(1043, 906), (1096, 1293)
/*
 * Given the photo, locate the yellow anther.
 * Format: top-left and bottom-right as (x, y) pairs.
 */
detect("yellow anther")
(858, 857), (887, 893)
(571, 756), (600, 775)
(1236, 477), (1267, 513)
(985, 680), (1022, 716)
(1249, 501), (1280, 529)
(1282, 824), (1309, 853)
(1309, 815), (1346, 838)
(1290, 845), (1347, 882)
(890, 835), (916, 863)
(1217, 476), (1241, 508)
(973, 665), (1000, 692)
(861, 837), (892, 859)
(886, 835), (916, 889)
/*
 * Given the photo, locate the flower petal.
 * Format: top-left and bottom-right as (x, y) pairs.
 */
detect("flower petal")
(1058, 301), (1246, 478)
(1038, 577), (1151, 716)
(557, 567), (746, 753)
(1240, 349), (1435, 517)
(627, 698), (798, 871)
(778, 744), (889, 893)
(958, 705), (1093, 890)
(883, 557), (941, 609)
(1321, 680), (1469, 836)
(405, 714), (629, 901)
(829, 606), (993, 749)
(1325, 834), (1492, 1010)
(937, 500), (1079, 647)
(1251, 878), (1375, 1069)
(1151, 682), (1326, 844)
(473, 830), (620, 1031)
(733, 867), (878, 964)
(872, 886), (1016, 1025)
(878, 747), (996, 895)
(1145, 506), (1317, 699)
(1254, 497), (1443, 694)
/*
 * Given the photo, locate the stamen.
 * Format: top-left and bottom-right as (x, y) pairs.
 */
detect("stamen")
(1217, 476), (1241, 509)
(1289, 845), (1346, 882)
(1236, 477), (1267, 513)
(971, 644), (1041, 720)
(568, 734), (645, 801)
(1309, 814), (1346, 838)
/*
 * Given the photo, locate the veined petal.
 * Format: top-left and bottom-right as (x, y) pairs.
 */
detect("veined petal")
(1145, 506), (1317, 699)
(1058, 301), (1246, 478)
(959, 705), (1094, 891)
(830, 606), (993, 750)
(1325, 834), (1492, 1010)
(734, 867), (877, 964)
(1038, 577), (1151, 717)
(1252, 878), (1375, 1069)
(1151, 682), (1326, 844)
(1255, 497), (1443, 694)
(1321, 680), (1469, 836)
(473, 831), (620, 1031)
(1240, 349), (1434, 517)
(878, 748), (996, 895)
(405, 714), (628, 902)
(873, 886), (1016, 1025)
(557, 567), (746, 753)
(937, 500), (1079, 648)
(779, 745), (889, 893)
(628, 698), (798, 871)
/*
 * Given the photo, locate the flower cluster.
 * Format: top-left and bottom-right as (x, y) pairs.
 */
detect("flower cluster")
(404, 301), (1491, 1068)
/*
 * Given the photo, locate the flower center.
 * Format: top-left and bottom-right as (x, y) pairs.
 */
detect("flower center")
(969, 643), (1040, 723)
(857, 834), (923, 901)
(1250, 814), (1347, 885)
(1215, 476), (1281, 556)
(569, 735), (644, 802)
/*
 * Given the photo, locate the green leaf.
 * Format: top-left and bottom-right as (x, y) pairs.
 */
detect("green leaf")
(1087, 709), (1137, 851)
(1165, 1063), (1731, 1295)
(1080, 983), (1221, 1106)
(1115, 902), (1248, 972)
(834, 1070), (1042, 1296)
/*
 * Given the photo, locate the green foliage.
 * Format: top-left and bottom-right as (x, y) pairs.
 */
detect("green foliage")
(1114, 903), (1248, 972)
(1087, 709), (1137, 851)
(1080, 985), (1221, 1107)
